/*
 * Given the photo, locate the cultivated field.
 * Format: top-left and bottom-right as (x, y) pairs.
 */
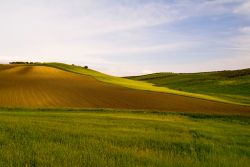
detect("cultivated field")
(0, 108), (249, 167)
(0, 64), (249, 115)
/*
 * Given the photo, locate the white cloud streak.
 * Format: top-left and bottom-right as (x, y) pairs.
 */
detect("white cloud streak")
(234, 1), (250, 18)
(0, 0), (249, 75)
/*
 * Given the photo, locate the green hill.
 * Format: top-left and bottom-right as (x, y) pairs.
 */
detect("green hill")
(126, 68), (250, 105)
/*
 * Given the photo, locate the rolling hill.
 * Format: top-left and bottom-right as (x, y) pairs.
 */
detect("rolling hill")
(0, 63), (249, 166)
(127, 68), (250, 105)
(0, 63), (249, 115)
(42, 63), (234, 104)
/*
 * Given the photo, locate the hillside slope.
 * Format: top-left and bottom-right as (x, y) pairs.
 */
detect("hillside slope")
(0, 64), (249, 115)
(41, 63), (243, 105)
(127, 69), (250, 105)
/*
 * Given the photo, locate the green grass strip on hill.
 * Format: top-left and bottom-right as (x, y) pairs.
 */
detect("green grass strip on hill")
(38, 63), (245, 106)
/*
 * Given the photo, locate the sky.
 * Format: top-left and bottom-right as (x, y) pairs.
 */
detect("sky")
(0, 0), (250, 76)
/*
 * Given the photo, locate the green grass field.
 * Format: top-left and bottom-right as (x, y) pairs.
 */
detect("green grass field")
(0, 108), (249, 167)
(127, 68), (250, 105)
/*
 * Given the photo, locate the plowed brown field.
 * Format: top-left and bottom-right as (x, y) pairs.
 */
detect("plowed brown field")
(0, 65), (249, 115)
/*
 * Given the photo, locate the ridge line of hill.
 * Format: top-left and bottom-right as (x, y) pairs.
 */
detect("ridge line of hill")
(32, 62), (248, 106)
(126, 68), (250, 106)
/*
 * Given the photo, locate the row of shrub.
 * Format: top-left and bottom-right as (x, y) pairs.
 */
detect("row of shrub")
(214, 68), (250, 78)
(9, 62), (89, 69)
(9, 62), (39, 64)
(71, 64), (88, 69)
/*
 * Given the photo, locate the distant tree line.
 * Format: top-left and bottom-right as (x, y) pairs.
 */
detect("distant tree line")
(71, 64), (88, 69)
(217, 68), (250, 78)
(9, 62), (39, 64)
(9, 62), (89, 69)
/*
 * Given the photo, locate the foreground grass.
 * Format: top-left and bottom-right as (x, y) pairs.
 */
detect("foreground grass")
(0, 108), (249, 166)
(41, 63), (239, 105)
(127, 69), (250, 105)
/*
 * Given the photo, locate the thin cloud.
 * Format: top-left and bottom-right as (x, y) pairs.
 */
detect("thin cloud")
(0, 0), (249, 75)
(234, 1), (250, 18)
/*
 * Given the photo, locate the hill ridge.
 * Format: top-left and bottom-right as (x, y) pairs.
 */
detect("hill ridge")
(127, 68), (250, 105)
(1, 63), (249, 106)
(0, 63), (249, 115)
(37, 63), (243, 105)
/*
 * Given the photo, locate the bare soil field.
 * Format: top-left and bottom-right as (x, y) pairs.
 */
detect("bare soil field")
(0, 64), (249, 115)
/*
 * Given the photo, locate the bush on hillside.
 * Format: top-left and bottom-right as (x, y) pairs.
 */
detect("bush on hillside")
(9, 62), (37, 64)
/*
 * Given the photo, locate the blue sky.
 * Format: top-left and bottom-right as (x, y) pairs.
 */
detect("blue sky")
(0, 0), (250, 76)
